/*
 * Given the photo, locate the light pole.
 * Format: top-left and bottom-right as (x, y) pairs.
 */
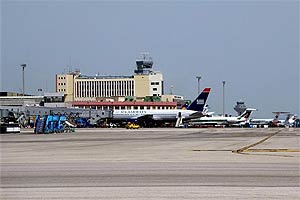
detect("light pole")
(222, 80), (226, 116)
(196, 76), (202, 94)
(21, 64), (27, 96)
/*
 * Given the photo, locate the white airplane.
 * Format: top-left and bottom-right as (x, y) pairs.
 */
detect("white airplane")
(112, 88), (211, 126)
(188, 108), (256, 127)
(249, 111), (291, 127)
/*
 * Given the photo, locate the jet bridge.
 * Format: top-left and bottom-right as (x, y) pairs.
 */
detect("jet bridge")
(24, 106), (112, 119)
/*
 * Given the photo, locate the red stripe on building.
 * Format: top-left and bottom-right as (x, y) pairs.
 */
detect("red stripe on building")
(72, 101), (177, 107)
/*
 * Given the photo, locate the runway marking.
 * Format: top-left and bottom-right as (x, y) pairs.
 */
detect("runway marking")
(192, 130), (299, 153)
(238, 152), (296, 158)
(192, 150), (232, 152)
(232, 130), (300, 154)
(242, 149), (300, 153)
(232, 130), (282, 153)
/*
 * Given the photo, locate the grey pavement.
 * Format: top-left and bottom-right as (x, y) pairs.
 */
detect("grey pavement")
(1, 128), (300, 199)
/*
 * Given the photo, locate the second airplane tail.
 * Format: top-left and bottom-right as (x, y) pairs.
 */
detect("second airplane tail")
(238, 108), (256, 119)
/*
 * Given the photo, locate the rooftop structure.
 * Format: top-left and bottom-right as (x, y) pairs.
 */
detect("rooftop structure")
(134, 52), (153, 75)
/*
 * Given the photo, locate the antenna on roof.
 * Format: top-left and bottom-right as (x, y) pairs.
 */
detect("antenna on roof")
(68, 56), (72, 73)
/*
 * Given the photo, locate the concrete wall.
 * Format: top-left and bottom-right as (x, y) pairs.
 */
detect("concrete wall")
(134, 75), (150, 98)
(0, 96), (43, 107)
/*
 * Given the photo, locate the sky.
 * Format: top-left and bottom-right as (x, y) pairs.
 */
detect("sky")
(1, 0), (299, 118)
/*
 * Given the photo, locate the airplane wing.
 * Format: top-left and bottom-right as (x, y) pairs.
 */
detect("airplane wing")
(136, 114), (154, 121)
(185, 111), (205, 119)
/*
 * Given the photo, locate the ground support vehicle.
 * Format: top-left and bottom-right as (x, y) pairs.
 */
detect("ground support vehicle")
(34, 114), (73, 134)
(0, 109), (20, 133)
(125, 122), (140, 129)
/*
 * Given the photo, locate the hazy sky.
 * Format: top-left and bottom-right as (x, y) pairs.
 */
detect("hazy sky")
(1, 0), (299, 117)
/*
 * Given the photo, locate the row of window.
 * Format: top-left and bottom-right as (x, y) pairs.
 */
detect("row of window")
(151, 82), (160, 85)
(58, 77), (66, 80)
(75, 80), (134, 98)
(58, 82), (66, 86)
(58, 89), (66, 92)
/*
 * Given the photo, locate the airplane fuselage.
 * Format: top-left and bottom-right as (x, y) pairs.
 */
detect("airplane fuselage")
(113, 109), (198, 121)
(189, 116), (246, 125)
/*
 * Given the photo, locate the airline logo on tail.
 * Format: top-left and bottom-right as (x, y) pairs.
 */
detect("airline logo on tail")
(187, 88), (211, 111)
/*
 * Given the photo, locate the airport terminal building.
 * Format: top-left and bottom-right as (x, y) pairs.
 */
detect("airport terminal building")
(56, 55), (164, 102)
(1, 54), (182, 113)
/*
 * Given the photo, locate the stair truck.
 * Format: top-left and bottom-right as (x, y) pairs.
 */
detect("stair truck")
(34, 114), (72, 134)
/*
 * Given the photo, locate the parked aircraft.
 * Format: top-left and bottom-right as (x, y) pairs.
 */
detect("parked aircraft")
(285, 114), (298, 127)
(249, 112), (297, 127)
(112, 88), (211, 126)
(188, 108), (256, 127)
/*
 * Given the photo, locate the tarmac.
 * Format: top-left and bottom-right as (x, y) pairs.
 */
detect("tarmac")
(1, 127), (299, 199)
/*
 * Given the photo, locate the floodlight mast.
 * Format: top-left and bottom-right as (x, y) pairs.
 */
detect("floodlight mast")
(222, 80), (226, 116)
(21, 64), (27, 96)
(196, 76), (202, 94)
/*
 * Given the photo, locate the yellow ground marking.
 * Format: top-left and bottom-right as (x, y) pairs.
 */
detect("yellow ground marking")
(192, 150), (232, 152)
(192, 130), (300, 154)
(242, 149), (300, 153)
(232, 130), (300, 154)
(238, 152), (296, 158)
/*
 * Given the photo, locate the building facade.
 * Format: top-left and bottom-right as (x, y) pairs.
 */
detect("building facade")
(73, 75), (135, 101)
(56, 70), (79, 102)
(56, 55), (164, 102)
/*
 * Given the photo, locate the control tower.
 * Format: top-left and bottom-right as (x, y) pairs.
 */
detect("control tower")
(134, 52), (153, 74)
(234, 101), (247, 116)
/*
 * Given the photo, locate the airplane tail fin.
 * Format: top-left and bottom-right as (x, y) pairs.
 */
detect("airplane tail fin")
(238, 108), (256, 119)
(272, 111), (290, 124)
(187, 88), (211, 111)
